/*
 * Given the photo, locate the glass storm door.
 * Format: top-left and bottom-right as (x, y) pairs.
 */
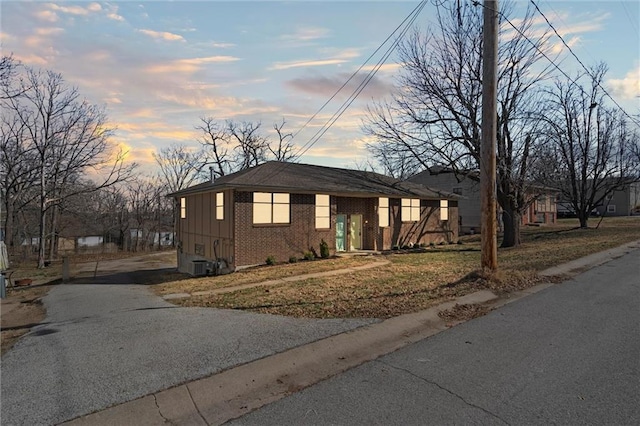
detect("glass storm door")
(336, 214), (346, 252)
(350, 214), (362, 250)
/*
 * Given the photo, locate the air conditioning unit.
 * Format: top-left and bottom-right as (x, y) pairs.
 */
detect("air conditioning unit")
(188, 260), (208, 277)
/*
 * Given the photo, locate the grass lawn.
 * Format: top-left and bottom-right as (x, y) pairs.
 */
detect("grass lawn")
(158, 217), (640, 318)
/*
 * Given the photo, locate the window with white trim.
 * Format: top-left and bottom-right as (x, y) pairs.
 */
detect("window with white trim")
(607, 204), (616, 213)
(180, 197), (186, 219)
(216, 192), (224, 220)
(440, 199), (449, 221)
(378, 197), (389, 227)
(315, 194), (330, 229)
(401, 198), (420, 221)
(253, 192), (290, 224)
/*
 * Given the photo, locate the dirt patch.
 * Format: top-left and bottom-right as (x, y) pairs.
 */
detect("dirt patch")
(438, 303), (493, 326)
(1, 286), (50, 355)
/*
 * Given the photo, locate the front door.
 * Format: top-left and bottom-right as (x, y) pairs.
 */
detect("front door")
(349, 214), (362, 250)
(336, 214), (346, 252)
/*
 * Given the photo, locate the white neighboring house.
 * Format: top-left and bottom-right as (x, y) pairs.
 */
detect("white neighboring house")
(77, 236), (104, 247)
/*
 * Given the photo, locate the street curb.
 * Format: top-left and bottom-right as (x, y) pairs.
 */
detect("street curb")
(64, 290), (498, 426)
(63, 240), (640, 425)
(538, 239), (640, 277)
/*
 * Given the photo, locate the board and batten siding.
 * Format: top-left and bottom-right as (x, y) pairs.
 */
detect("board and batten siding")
(177, 189), (234, 271)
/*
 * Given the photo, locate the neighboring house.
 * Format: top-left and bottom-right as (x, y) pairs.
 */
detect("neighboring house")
(168, 162), (459, 275)
(409, 167), (557, 234)
(594, 182), (640, 216)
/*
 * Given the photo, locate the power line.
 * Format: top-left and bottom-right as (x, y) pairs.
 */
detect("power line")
(295, 0), (428, 160)
(256, 0), (429, 182)
(620, 0), (639, 37)
(289, 0), (430, 146)
(529, 0), (640, 126)
(474, 0), (640, 127)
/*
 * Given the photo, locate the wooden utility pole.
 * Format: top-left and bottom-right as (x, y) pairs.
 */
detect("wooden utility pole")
(480, 0), (498, 271)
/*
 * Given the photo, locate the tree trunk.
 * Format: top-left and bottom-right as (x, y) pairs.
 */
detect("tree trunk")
(38, 169), (47, 268)
(578, 212), (589, 228)
(48, 204), (59, 260)
(501, 208), (521, 248)
(4, 197), (14, 250)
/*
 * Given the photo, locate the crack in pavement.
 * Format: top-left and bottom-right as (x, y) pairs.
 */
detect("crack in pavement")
(186, 384), (210, 426)
(376, 360), (511, 425)
(152, 393), (173, 425)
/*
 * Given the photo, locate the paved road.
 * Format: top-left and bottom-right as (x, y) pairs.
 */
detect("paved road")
(0, 273), (376, 425)
(233, 248), (640, 425)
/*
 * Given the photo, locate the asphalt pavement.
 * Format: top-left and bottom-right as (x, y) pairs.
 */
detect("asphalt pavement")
(0, 276), (376, 425)
(231, 248), (640, 425)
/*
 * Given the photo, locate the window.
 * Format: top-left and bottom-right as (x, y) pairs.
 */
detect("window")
(315, 194), (330, 229)
(402, 198), (420, 221)
(607, 204), (616, 213)
(216, 192), (224, 220)
(378, 197), (389, 227)
(440, 199), (449, 221)
(253, 192), (290, 224)
(453, 187), (463, 195)
(180, 197), (186, 219)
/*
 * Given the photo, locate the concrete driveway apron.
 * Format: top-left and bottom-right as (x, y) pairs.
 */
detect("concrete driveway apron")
(0, 274), (375, 426)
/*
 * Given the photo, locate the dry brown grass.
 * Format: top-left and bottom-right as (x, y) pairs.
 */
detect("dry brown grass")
(153, 256), (375, 295)
(164, 217), (640, 319)
(1, 286), (50, 355)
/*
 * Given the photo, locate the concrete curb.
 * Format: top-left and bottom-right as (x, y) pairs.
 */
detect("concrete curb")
(64, 290), (498, 426)
(163, 258), (391, 301)
(63, 240), (640, 425)
(539, 239), (640, 277)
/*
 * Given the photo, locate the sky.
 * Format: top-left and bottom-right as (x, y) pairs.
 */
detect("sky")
(1, 0), (639, 175)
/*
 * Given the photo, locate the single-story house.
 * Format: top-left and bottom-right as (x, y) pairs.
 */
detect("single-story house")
(168, 162), (459, 275)
(408, 166), (557, 233)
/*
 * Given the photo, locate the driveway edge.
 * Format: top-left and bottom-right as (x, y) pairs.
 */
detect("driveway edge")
(63, 240), (640, 426)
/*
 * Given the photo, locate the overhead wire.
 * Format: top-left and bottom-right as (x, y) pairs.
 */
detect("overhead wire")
(474, 0), (640, 127)
(294, 0), (429, 160)
(255, 0), (429, 182)
(529, 0), (640, 126)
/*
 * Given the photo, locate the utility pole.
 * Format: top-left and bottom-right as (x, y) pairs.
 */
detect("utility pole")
(480, 0), (498, 271)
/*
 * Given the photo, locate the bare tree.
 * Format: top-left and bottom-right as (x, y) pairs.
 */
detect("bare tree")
(537, 64), (640, 228)
(227, 120), (268, 170)
(2, 66), (136, 267)
(196, 117), (231, 178)
(153, 143), (207, 192)
(269, 119), (297, 162)
(363, 1), (553, 247)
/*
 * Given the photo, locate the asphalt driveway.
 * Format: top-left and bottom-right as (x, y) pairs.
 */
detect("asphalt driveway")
(0, 275), (376, 425)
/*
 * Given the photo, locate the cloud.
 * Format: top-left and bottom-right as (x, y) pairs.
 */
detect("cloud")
(285, 72), (394, 99)
(607, 65), (640, 100)
(145, 55), (241, 74)
(211, 42), (236, 48)
(35, 10), (58, 22)
(280, 26), (330, 42)
(270, 49), (360, 71)
(48, 3), (94, 16)
(107, 13), (125, 22)
(138, 29), (185, 42)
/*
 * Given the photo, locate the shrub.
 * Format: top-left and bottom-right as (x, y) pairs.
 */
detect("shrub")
(265, 255), (276, 265)
(319, 239), (330, 258)
(288, 256), (298, 263)
(303, 251), (315, 261)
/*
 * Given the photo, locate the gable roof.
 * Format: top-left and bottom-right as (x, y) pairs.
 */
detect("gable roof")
(168, 162), (457, 199)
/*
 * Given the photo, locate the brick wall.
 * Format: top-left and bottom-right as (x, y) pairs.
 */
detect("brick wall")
(234, 191), (335, 267)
